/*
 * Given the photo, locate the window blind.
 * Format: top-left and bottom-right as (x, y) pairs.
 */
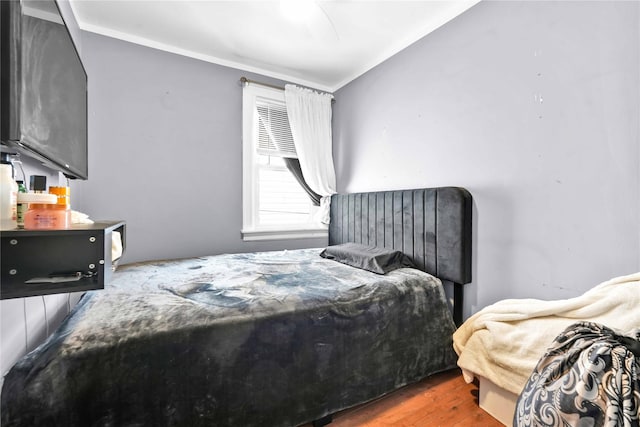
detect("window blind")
(256, 99), (297, 158)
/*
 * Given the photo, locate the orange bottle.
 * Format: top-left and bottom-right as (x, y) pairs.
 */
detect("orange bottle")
(24, 187), (71, 229)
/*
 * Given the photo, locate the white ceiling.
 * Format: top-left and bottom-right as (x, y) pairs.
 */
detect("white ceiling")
(70, 0), (480, 92)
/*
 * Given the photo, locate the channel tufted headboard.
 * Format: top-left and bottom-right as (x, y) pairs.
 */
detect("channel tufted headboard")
(329, 187), (473, 324)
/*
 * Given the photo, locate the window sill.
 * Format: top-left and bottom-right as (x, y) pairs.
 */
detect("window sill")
(241, 227), (328, 242)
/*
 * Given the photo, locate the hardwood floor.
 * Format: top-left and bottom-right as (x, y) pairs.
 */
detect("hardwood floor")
(301, 369), (503, 427)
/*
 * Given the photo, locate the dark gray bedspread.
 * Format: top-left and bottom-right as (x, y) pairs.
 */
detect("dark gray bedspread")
(1, 248), (457, 427)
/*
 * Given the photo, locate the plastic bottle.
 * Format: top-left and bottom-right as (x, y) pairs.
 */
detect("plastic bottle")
(23, 194), (64, 229)
(49, 186), (71, 228)
(0, 155), (18, 229)
(23, 186), (71, 230)
(16, 180), (27, 228)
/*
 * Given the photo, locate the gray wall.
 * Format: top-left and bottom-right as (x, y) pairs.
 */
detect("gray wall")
(71, 32), (327, 263)
(333, 0), (640, 317)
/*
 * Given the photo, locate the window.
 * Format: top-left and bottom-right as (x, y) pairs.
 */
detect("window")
(242, 84), (327, 241)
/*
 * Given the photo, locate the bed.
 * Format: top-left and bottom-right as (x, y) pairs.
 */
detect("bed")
(1, 186), (473, 427)
(453, 272), (640, 425)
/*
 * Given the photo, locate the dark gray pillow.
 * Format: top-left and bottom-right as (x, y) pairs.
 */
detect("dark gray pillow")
(320, 243), (416, 274)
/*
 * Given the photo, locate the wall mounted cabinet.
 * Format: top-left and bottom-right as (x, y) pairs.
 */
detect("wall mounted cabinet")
(0, 221), (125, 299)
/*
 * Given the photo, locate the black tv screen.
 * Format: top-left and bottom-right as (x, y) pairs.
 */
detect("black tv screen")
(1, 0), (88, 180)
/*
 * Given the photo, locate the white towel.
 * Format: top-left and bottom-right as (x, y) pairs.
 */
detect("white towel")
(71, 210), (94, 224)
(111, 231), (123, 262)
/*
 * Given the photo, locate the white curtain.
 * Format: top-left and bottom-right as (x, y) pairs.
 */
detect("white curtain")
(284, 84), (337, 224)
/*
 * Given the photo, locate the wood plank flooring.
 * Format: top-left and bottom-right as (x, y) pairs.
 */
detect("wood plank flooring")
(301, 369), (503, 427)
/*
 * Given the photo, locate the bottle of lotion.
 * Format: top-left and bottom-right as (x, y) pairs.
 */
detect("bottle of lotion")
(0, 153), (18, 229)
(16, 180), (27, 228)
(23, 176), (67, 230)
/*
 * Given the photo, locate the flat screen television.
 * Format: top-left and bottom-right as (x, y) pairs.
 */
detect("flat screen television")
(1, 0), (88, 180)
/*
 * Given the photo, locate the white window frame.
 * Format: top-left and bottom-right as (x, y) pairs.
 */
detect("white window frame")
(242, 83), (327, 241)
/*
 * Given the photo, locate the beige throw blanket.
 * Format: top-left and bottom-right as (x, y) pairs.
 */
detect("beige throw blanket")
(453, 272), (640, 396)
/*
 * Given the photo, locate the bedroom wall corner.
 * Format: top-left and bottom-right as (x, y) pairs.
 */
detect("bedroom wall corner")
(333, 0), (640, 318)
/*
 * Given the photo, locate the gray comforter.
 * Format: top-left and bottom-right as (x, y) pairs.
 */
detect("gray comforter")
(1, 248), (457, 427)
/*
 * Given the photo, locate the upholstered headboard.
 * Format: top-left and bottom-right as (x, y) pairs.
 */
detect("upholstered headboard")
(329, 187), (472, 324)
